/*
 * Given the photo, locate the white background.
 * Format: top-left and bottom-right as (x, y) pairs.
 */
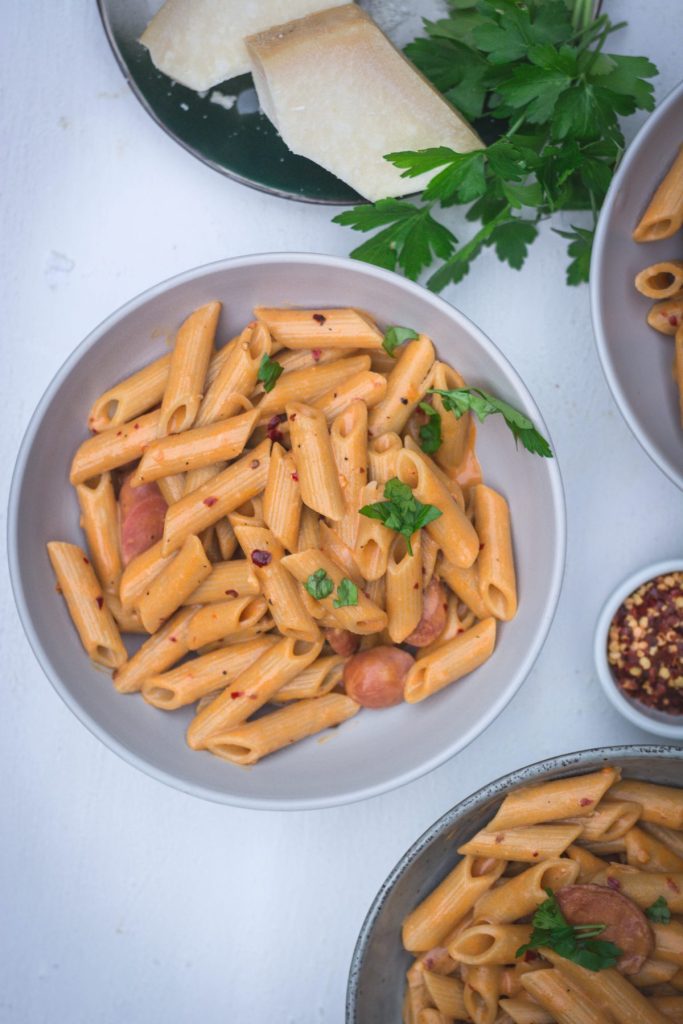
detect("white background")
(1, 3), (681, 1022)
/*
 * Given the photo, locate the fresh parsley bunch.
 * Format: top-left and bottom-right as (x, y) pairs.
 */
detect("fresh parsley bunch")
(333, 0), (658, 291)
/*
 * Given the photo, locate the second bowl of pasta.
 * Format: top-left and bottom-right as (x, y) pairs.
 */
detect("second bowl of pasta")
(9, 253), (564, 809)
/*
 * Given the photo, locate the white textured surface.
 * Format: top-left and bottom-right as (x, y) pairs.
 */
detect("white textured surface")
(0, 3), (681, 1022)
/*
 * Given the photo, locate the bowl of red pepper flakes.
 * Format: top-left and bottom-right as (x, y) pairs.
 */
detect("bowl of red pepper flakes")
(595, 560), (683, 739)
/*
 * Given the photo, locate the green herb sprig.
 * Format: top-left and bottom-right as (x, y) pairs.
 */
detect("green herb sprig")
(383, 325), (419, 357)
(333, 578), (359, 608)
(333, 1), (658, 291)
(418, 402), (443, 454)
(258, 354), (284, 393)
(304, 570), (359, 607)
(360, 477), (442, 555)
(516, 890), (622, 972)
(646, 897), (671, 925)
(431, 386), (552, 457)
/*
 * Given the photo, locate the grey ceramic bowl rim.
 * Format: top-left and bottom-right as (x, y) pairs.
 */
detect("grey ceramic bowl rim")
(594, 559), (683, 739)
(8, 252), (566, 810)
(345, 743), (683, 1021)
(590, 78), (683, 491)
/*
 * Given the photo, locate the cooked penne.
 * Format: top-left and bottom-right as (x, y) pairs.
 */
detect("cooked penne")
(142, 634), (277, 710)
(635, 261), (683, 299)
(521, 968), (613, 1024)
(403, 437), (466, 509)
(641, 823), (683, 860)
(297, 505), (321, 553)
(590, 864), (683, 912)
(227, 496), (265, 531)
(421, 532), (440, 586)
(463, 964), (502, 1024)
(368, 431), (403, 484)
(270, 345), (353, 375)
(386, 533), (423, 643)
(396, 449), (479, 569)
(610, 780), (683, 829)
(369, 336), (435, 437)
(448, 923), (532, 966)
(273, 655), (344, 702)
(281, 550), (387, 635)
(182, 559), (259, 603)
(131, 408), (258, 484)
(47, 541), (127, 668)
(647, 293), (683, 336)
(473, 484), (517, 621)
(437, 556), (490, 620)
(196, 321), (271, 426)
(256, 355), (371, 419)
(105, 593), (146, 635)
(186, 636), (322, 749)
(330, 399), (368, 549)
(87, 352), (171, 432)
(183, 460), (226, 498)
(254, 306), (383, 349)
(214, 517), (238, 560)
(76, 473), (122, 593)
(354, 480), (394, 581)
(634, 145), (683, 242)
(137, 534), (211, 633)
(319, 522), (363, 587)
(653, 922), (683, 967)
(186, 596), (269, 649)
(262, 442), (302, 553)
(233, 524), (319, 642)
(429, 362), (471, 475)
(161, 439), (271, 554)
(314, 369), (387, 423)
(205, 693), (360, 765)
(158, 301), (220, 435)
(287, 403), (345, 521)
(112, 606), (196, 694)
(565, 844), (607, 883)
(563, 799), (641, 843)
(499, 995), (554, 1024)
(70, 410), (161, 485)
(422, 972), (466, 1019)
(157, 472), (186, 506)
(404, 618), (496, 703)
(403, 856), (506, 953)
(473, 858), (579, 924)
(488, 768), (620, 831)
(118, 539), (176, 610)
(458, 824), (582, 862)
(543, 952), (672, 1024)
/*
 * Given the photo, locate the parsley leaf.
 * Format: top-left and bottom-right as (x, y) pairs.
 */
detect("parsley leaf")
(333, 578), (358, 608)
(517, 890), (622, 973)
(383, 325), (419, 357)
(304, 569), (334, 600)
(646, 897), (671, 925)
(554, 226), (594, 285)
(257, 354), (284, 393)
(359, 477), (442, 555)
(418, 402), (442, 454)
(430, 386), (553, 458)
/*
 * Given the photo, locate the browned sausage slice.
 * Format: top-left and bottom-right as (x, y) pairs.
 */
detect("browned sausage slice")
(324, 627), (360, 657)
(405, 579), (448, 647)
(556, 883), (654, 975)
(119, 474), (167, 566)
(343, 646), (414, 708)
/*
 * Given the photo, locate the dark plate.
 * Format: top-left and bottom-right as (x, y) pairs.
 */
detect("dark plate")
(97, 0), (450, 204)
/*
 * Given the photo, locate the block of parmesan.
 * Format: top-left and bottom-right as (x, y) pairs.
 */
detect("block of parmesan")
(246, 5), (483, 202)
(140, 0), (342, 91)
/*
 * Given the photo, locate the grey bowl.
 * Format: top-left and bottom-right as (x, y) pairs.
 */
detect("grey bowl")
(8, 253), (565, 810)
(347, 744), (683, 1022)
(591, 80), (683, 490)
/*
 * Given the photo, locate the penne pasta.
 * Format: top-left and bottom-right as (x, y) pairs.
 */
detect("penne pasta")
(70, 410), (161, 485)
(647, 293), (683, 336)
(273, 655), (344, 702)
(254, 306), (383, 349)
(281, 550), (387, 635)
(458, 824), (582, 863)
(635, 261), (683, 299)
(287, 403), (346, 521)
(182, 559), (259, 603)
(118, 539), (176, 611)
(205, 693), (360, 765)
(256, 355), (371, 419)
(488, 768), (620, 831)
(262, 442), (302, 553)
(314, 369), (387, 423)
(437, 555), (490, 621)
(404, 618), (496, 703)
(186, 596), (269, 649)
(47, 541), (127, 668)
(369, 336), (435, 437)
(473, 484), (517, 621)
(330, 399), (368, 549)
(521, 968), (613, 1024)
(610, 781), (683, 829)
(429, 361), (471, 475)
(354, 480), (394, 581)
(448, 923), (532, 966)
(633, 145), (683, 242)
(112, 606), (196, 694)
(76, 472), (122, 593)
(158, 301), (220, 435)
(131, 408), (258, 484)
(87, 352), (171, 432)
(196, 321), (271, 427)
(137, 534), (211, 633)
(157, 472), (186, 506)
(368, 431), (403, 484)
(473, 858), (579, 924)
(386, 532), (423, 643)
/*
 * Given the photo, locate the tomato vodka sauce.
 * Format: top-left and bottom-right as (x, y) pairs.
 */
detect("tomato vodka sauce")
(608, 571), (683, 715)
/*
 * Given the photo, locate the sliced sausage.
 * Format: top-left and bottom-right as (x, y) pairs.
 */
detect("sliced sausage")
(119, 474), (167, 566)
(343, 646), (414, 709)
(405, 579), (448, 647)
(556, 883), (654, 975)
(324, 627), (360, 657)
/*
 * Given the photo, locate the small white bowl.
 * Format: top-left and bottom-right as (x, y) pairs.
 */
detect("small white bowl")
(594, 559), (683, 739)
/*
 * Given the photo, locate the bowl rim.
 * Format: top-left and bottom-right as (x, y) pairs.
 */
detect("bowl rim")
(7, 252), (567, 810)
(590, 78), (683, 492)
(345, 742), (683, 1022)
(593, 558), (683, 739)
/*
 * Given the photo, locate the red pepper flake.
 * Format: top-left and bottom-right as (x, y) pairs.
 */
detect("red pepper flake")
(669, 315), (679, 327)
(251, 550), (272, 567)
(133, 423), (140, 430)
(83, 556), (89, 564)
(400, 397), (408, 405)
(606, 876), (621, 891)
(95, 596), (104, 609)
(116, 431), (122, 437)
(531, 850), (539, 858)
(266, 413), (286, 442)
(225, 589), (238, 598)
(666, 877), (681, 894)
(203, 496), (218, 507)
(230, 691), (244, 700)
(479, 543), (486, 551)
(289, 412), (297, 422)
(579, 798), (593, 807)
(312, 313), (326, 325)
(250, 459), (260, 469)
(312, 347), (322, 361)
(291, 472), (299, 482)
(495, 833), (505, 844)
(169, 636), (177, 643)
(413, 582), (419, 590)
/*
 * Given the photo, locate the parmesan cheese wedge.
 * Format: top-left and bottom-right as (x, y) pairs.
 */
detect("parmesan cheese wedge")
(246, 4), (483, 202)
(140, 0), (342, 91)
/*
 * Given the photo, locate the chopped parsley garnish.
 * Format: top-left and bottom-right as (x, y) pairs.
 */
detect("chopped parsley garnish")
(257, 354), (284, 393)
(516, 890), (621, 972)
(333, 578), (359, 608)
(645, 897), (671, 924)
(418, 402), (442, 454)
(430, 386), (552, 458)
(382, 325), (419, 357)
(359, 477), (442, 556)
(304, 568), (334, 600)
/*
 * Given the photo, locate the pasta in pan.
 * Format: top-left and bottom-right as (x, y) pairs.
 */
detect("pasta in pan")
(48, 301), (545, 766)
(400, 769), (683, 1024)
